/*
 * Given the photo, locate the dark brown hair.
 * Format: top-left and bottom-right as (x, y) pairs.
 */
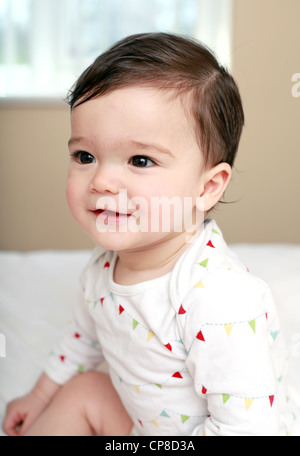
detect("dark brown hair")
(67, 32), (244, 168)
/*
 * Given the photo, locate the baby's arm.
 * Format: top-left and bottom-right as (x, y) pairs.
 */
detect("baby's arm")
(181, 271), (285, 436)
(3, 296), (104, 437)
(3, 373), (60, 436)
(3, 251), (106, 436)
(4, 286), (104, 436)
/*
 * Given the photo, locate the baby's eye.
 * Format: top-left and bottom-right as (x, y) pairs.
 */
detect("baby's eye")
(130, 155), (155, 168)
(72, 151), (95, 164)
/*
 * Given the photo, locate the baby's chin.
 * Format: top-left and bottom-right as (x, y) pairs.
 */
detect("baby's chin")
(88, 229), (144, 253)
(88, 228), (182, 254)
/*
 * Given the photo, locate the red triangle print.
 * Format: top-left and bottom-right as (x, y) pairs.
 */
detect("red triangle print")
(269, 395), (275, 407)
(196, 330), (205, 341)
(59, 355), (65, 362)
(165, 343), (172, 352)
(74, 332), (81, 339)
(172, 372), (183, 379)
(104, 261), (110, 268)
(206, 240), (215, 248)
(202, 386), (207, 394)
(100, 297), (105, 306)
(119, 305), (125, 315)
(178, 304), (186, 315)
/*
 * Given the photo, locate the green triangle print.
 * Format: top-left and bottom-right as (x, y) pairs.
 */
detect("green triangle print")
(160, 410), (170, 418)
(223, 394), (231, 404)
(199, 258), (209, 268)
(181, 415), (190, 424)
(248, 320), (256, 333)
(132, 319), (139, 330)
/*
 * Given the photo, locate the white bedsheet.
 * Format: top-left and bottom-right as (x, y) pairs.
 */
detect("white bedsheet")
(1, 245), (300, 436)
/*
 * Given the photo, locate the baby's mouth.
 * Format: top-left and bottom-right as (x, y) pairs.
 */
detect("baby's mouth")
(93, 208), (131, 223)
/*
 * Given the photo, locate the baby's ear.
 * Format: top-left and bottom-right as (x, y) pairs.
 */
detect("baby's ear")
(197, 163), (232, 212)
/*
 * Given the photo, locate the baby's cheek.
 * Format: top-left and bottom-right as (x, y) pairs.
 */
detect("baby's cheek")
(65, 179), (81, 221)
(65, 179), (74, 208)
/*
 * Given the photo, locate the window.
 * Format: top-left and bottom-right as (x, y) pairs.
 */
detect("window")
(0, 0), (232, 98)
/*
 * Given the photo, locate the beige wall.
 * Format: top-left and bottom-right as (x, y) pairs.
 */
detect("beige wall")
(0, 0), (300, 251)
(0, 102), (88, 250)
(217, 0), (300, 244)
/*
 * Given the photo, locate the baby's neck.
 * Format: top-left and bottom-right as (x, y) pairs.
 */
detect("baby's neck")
(113, 231), (196, 286)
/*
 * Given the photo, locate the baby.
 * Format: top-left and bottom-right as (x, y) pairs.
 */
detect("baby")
(3, 32), (299, 436)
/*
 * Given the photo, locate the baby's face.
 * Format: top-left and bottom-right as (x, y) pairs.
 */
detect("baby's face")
(66, 86), (206, 252)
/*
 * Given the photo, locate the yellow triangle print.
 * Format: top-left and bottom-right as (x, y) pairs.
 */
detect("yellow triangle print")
(134, 385), (140, 392)
(194, 281), (205, 289)
(224, 324), (234, 336)
(147, 330), (155, 342)
(244, 398), (254, 411)
(151, 420), (159, 428)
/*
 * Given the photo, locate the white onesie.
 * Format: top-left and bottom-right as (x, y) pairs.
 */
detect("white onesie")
(45, 219), (299, 436)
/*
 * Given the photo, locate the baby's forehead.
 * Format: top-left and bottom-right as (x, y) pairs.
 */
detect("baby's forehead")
(70, 85), (201, 156)
(74, 84), (194, 120)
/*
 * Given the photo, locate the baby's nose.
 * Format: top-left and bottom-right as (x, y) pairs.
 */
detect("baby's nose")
(89, 164), (121, 195)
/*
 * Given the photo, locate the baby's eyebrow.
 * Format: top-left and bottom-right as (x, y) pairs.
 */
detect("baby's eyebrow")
(127, 140), (173, 157)
(68, 136), (85, 147)
(68, 136), (174, 157)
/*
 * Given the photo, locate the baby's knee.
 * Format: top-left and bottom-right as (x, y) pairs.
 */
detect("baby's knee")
(52, 371), (101, 416)
(54, 371), (132, 436)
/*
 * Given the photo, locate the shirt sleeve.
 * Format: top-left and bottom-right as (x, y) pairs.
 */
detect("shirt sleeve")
(44, 249), (106, 385)
(180, 269), (283, 436)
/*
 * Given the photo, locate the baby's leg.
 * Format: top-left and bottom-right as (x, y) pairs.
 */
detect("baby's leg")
(25, 371), (133, 436)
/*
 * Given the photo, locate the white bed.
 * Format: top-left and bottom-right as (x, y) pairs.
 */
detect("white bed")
(1, 245), (300, 436)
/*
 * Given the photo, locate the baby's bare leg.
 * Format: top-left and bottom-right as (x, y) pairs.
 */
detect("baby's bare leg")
(25, 371), (133, 436)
